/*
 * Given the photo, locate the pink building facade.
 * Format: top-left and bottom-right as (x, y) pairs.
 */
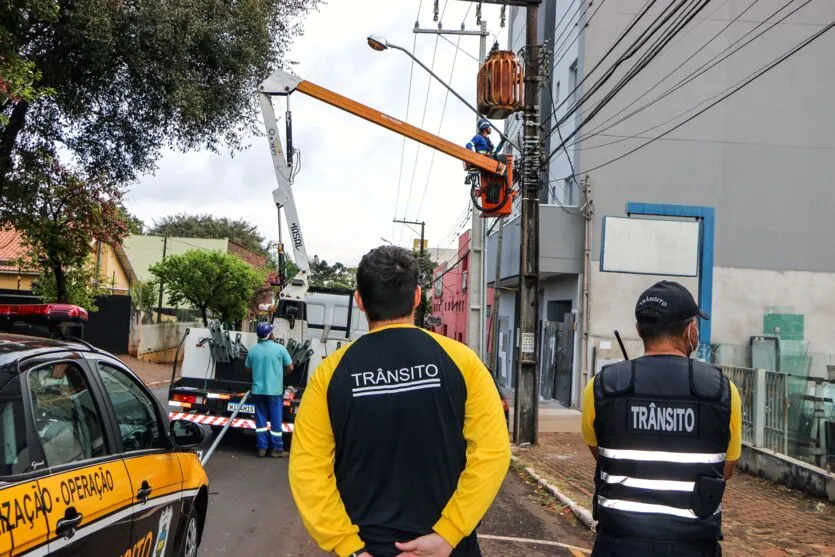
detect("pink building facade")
(428, 230), (494, 347)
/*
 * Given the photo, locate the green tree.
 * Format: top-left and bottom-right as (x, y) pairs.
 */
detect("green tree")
(310, 257), (356, 290)
(32, 257), (109, 311)
(119, 208), (145, 235)
(150, 214), (266, 255)
(413, 249), (438, 320)
(130, 280), (157, 324)
(3, 152), (128, 304)
(0, 0), (320, 209)
(150, 250), (262, 326)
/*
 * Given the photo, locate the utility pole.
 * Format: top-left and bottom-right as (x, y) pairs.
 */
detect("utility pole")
(516, 1), (543, 445)
(394, 218), (426, 327)
(156, 235), (168, 323)
(488, 217), (504, 373)
(413, 19), (490, 360)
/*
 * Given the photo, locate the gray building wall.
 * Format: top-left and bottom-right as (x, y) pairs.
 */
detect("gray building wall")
(581, 1), (835, 272)
(486, 206), (584, 285)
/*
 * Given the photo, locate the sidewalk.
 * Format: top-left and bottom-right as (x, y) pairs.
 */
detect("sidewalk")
(512, 410), (835, 557)
(119, 354), (174, 387)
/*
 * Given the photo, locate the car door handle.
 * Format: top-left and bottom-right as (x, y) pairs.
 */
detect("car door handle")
(56, 509), (83, 539)
(136, 480), (152, 503)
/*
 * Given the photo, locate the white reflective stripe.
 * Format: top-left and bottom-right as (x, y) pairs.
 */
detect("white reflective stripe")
(599, 472), (695, 492)
(269, 430), (283, 436)
(597, 496), (721, 519)
(598, 447), (726, 464)
(255, 427), (269, 432)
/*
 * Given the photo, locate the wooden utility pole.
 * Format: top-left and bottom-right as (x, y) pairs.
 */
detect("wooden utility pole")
(515, 1), (542, 445)
(488, 218), (504, 373)
(458, 0), (542, 443)
(156, 235), (168, 323)
(394, 218), (426, 327)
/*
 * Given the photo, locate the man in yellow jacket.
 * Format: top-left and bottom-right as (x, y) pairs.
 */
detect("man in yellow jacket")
(289, 245), (511, 557)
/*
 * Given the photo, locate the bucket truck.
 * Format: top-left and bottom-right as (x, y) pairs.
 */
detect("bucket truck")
(166, 67), (516, 445)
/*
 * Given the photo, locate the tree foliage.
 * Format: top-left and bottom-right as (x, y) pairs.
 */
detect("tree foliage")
(310, 257), (356, 290)
(149, 213), (266, 255)
(149, 250), (263, 326)
(2, 152), (127, 304)
(32, 257), (110, 311)
(413, 249), (438, 318)
(120, 208), (145, 235)
(0, 0), (321, 209)
(130, 279), (157, 324)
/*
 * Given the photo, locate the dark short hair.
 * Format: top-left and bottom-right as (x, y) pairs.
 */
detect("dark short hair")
(356, 246), (419, 322)
(636, 311), (695, 345)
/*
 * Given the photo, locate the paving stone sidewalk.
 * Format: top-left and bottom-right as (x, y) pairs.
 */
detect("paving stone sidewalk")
(514, 432), (835, 557)
(118, 354), (174, 387)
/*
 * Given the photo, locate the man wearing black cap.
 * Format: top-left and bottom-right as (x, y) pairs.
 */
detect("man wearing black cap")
(581, 280), (741, 556)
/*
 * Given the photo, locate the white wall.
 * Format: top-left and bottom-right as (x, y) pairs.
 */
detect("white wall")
(137, 322), (198, 357)
(588, 266), (835, 378)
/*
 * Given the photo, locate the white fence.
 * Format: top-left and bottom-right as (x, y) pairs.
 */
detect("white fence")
(134, 322), (199, 359)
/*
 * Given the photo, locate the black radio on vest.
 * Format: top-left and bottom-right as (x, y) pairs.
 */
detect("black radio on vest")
(593, 355), (732, 544)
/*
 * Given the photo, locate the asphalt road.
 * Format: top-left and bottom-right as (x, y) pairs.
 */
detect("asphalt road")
(153, 389), (594, 556)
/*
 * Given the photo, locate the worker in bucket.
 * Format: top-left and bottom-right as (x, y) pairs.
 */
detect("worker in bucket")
(289, 245), (510, 557)
(465, 118), (495, 156)
(245, 321), (294, 458)
(582, 281), (742, 556)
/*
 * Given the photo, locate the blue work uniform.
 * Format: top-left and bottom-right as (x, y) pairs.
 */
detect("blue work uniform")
(246, 339), (293, 451)
(466, 134), (494, 155)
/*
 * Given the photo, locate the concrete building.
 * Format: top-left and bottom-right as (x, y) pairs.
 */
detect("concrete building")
(429, 230), (496, 347)
(122, 235), (267, 311)
(489, 1), (835, 407)
(0, 228), (134, 295)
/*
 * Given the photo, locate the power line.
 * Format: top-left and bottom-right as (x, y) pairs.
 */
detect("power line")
(581, 21), (835, 174)
(392, 0), (425, 242)
(399, 0), (449, 245)
(548, 0), (594, 84)
(544, 0), (714, 165)
(415, 3), (473, 221)
(515, 0), (661, 171)
(544, 0), (660, 135)
(568, 0), (806, 151)
(438, 33), (479, 62)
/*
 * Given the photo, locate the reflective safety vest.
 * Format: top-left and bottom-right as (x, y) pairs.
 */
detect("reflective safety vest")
(592, 356), (732, 543)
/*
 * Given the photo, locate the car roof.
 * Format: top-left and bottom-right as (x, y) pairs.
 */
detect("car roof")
(0, 332), (98, 368)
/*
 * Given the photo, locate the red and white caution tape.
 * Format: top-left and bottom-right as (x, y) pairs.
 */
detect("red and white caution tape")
(168, 411), (295, 432)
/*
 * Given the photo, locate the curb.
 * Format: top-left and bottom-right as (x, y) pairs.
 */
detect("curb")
(145, 379), (172, 389)
(512, 455), (597, 531)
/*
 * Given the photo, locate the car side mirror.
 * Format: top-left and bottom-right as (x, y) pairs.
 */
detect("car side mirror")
(170, 419), (210, 450)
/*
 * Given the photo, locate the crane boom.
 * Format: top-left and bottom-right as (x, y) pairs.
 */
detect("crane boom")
(259, 69), (509, 178)
(260, 67), (514, 328)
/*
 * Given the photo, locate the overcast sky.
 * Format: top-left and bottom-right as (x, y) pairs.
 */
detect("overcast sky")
(125, 1), (509, 266)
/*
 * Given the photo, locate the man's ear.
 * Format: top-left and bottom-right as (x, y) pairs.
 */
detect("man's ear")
(413, 285), (422, 311)
(354, 290), (366, 313)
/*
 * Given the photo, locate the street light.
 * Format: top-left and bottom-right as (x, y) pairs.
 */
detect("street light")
(380, 237), (394, 245)
(366, 34), (518, 151)
(367, 35), (389, 51)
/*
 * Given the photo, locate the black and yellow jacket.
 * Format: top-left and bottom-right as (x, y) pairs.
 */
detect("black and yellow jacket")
(289, 324), (511, 557)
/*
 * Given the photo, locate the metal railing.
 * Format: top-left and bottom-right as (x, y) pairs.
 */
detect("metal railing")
(723, 366), (755, 445)
(763, 371), (789, 455)
(721, 365), (827, 467)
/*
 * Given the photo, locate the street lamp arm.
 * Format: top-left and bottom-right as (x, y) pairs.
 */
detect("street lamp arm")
(382, 39), (520, 153)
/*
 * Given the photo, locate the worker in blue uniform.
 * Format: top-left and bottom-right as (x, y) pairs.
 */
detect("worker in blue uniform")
(246, 321), (294, 458)
(466, 118), (494, 156)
